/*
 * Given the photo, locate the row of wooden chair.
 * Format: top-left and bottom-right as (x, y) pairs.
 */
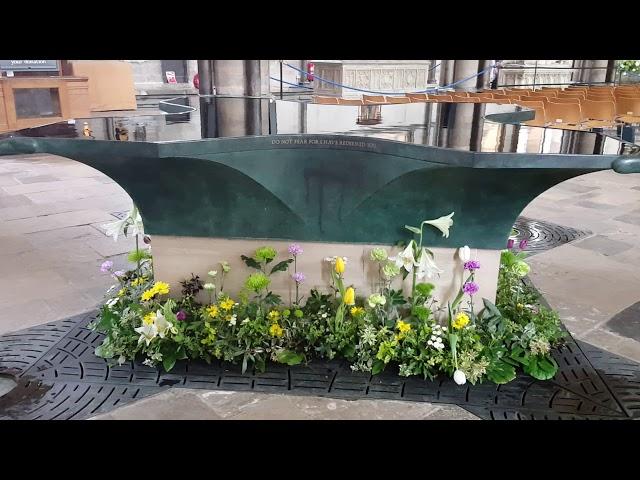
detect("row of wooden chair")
(497, 87), (640, 128)
(312, 84), (640, 129)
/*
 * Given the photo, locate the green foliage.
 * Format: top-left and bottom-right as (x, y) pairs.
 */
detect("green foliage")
(270, 259), (293, 274)
(128, 248), (152, 264)
(91, 239), (567, 387)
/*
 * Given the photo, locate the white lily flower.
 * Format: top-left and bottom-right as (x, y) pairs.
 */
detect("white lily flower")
(422, 212), (454, 238)
(106, 297), (119, 309)
(459, 245), (471, 262)
(154, 311), (174, 339)
(208, 270), (218, 277)
(134, 322), (158, 346)
(390, 242), (419, 273)
(203, 283), (216, 291)
(453, 369), (467, 385)
(415, 248), (443, 280)
(102, 205), (145, 242)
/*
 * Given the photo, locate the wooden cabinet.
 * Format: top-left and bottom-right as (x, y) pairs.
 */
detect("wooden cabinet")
(0, 76), (90, 133)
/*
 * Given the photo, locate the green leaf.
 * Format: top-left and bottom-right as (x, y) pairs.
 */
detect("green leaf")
(482, 298), (501, 318)
(524, 355), (558, 380)
(371, 359), (385, 375)
(276, 349), (305, 366)
(405, 225), (422, 234)
(270, 259), (293, 275)
(241, 355), (249, 374)
(486, 360), (517, 384)
(509, 345), (528, 365)
(263, 291), (282, 306)
(162, 354), (177, 372)
(241, 255), (262, 270)
(342, 344), (356, 359)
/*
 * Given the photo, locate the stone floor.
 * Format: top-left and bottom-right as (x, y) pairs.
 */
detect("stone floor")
(90, 389), (478, 420)
(1, 154), (639, 420)
(522, 170), (640, 363)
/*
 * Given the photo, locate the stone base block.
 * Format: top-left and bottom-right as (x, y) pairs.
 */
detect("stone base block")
(151, 236), (501, 311)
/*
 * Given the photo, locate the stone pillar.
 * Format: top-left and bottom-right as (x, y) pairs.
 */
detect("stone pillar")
(446, 61), (488, 150)
(199, 60), (271, 138)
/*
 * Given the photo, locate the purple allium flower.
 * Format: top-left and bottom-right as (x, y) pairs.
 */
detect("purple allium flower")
(519, 239), (528, 250)
(292, 272), (306, 284)
(463, 260), (481, 271)
(112, 270), (125, 278)
(176, 310), (187, 321)
(100, 260), (113, 273)
(507, 239), (515, 249)
(462, 282), (479, 295)
(288, 243), (303, 256)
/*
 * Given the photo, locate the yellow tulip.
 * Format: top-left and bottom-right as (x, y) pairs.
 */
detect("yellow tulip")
(343, 287), (355, 305)
(335, 257), (345, 274)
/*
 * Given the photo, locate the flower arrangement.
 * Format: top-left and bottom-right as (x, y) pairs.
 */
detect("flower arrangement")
(91, 211), (565, 383)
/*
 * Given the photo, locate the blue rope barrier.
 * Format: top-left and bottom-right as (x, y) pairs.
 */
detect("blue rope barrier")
(282, 61), (490, 96)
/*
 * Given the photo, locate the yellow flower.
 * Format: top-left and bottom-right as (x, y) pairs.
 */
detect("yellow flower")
(350, 306), (365, 317)
(268, 310), (281, 322)
(269, 323), (284, 338)
(452, 312), (470, 330)
(153, 281), (170, 295)
(206, 305), (219, 318)
(220, 298), (235, 311)
(343, 287), (355, 306)
(117, 288), (126, 297)
(335, 257), (345, 274)
(141, 288), (156, 301)
(143, 312), (155, 325)
(131, 277), (146, 287)
(517, 303), (524, 309)
(396, 320), (411, 334)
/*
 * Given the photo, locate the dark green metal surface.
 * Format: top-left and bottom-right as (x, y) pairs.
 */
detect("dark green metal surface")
(0, 135), (635, 249)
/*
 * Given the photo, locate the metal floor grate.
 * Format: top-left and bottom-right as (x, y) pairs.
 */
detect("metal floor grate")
(1, 310), (639, 420)
(512, 216), (592, 255)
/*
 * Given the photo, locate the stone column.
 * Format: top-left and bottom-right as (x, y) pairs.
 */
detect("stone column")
(199, 60), (271, 138)
(446, 61), (488, 150)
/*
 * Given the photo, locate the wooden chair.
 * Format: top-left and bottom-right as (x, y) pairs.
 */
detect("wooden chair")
(514, 100), (547, 126)
(451, 95), (480, 103)
(579, 99), (618, 128)
(428, 94), (454, 102)
(385, 96), (411, 104)
(557, 91), (586, 100)
(547, 97), (580, 104)
(405, 93), (428, 102)
(337, 98), (364, 105)
(314, 96), (340, 104)
(615, 96), (640, 123)
(546, 101), (583, 126)
(528, 90), (558, 98)
(363, 95), (387, 104)
(521, 95), (550, 105)
(505, 88), (533, 93)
